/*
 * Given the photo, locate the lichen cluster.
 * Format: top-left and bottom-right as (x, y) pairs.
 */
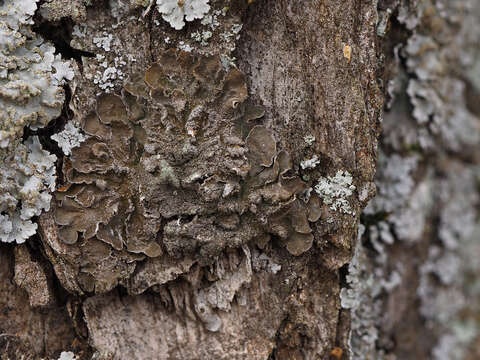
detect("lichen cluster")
(0, 137), (57, 243)
(51, 122), (88, 156)
(0, 0), (73, 243)
(156, 0), (211, 30)
(315, 170), (356, 215)
(43, 48), (354, 307)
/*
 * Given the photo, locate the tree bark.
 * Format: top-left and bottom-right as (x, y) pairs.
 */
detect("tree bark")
(1, 0), (479, 360)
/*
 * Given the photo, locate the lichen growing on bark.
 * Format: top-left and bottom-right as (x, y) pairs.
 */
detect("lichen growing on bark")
(0, 137), (57, 243)
(0, 0), (73, 244)
(343, 0), (480, 358)
(156, 0), (211, 30)
(0, 0), (73, 148)
(315, 170), (356, 216)
(46, 48), (337, 295)
(51, 122), (88, 156)
(0, 0), (386, 358)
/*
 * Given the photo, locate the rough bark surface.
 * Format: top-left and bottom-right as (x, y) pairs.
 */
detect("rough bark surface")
(1, 0), (479, 360)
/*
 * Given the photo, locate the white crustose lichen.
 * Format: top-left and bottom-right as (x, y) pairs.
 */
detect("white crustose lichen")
(315, 170), (356, 215)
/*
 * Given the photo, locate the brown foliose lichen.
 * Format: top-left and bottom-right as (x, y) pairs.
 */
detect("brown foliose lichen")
(41, 49), (337, 295)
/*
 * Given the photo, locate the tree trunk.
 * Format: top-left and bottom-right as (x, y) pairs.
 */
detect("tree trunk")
(0, 0), (479, 359)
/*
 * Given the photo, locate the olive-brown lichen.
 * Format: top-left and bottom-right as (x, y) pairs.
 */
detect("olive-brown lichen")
(43, 48), (334, 295)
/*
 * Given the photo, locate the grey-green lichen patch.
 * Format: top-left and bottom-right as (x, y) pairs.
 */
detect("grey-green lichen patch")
(300, 155), (320, 170)
(315, 170), (356, 215)
(0, 0), (38, 29)
(0, 0), (73, 148)
(364, 152), (434, 243)
(365, 153), (417, 214)
(92, 54), (128, 92)
(68, 12), (150, 98)
(376, 8), (391, 37)
(0, 0), (74, 244)
(391, 0), (480, 153)
(418, 169), (480, 360)
(146, 2), (245, 72)
(0, 137), (57, 243)
(340, 225), (379, 358)
(303, 134), (315, 146)
(191, 28), (213, 46)
(341, 224), (404, 359)
(171, 15), (243, 64)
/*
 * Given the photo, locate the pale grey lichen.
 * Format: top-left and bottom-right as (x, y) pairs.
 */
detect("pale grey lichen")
(177, 41), (193, 52)
(341, 222), (406, 360)
(72, 24), (86, 38)
(92, 54), (127, 92)
(93, 33), (113, 52)
(220, 54), (236, 71)
(58, 351), (78, 360)
(376, 8), (392, 37)
(315, 170), (356, 215)
(0, 0), (38, 29)
(389, 179), (433, 243)
(437, 169), (478, 250)
(433, 327), (477, 360)
(51, 122), (88, 156)
(300, 155), (320, 170)
(349, 1), (480, 359)
(417, 169), (480, 359)
(0, 0), (73, 149)
(109, 0), (131, 20)
(401, 5), (480, 153)
(52, 54), (75, 83)
(365, 153), (417, 214)
(365, 152), (434, 243)
(191, 29), (213, 46)
(156, 0), (210, 30)
(0, 0), (72, 244)
(341, 225), (391, 359)
(0, 137), (57, 243)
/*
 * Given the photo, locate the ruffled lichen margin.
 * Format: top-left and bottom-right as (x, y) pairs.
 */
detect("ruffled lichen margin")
(0, 0), (73, 243)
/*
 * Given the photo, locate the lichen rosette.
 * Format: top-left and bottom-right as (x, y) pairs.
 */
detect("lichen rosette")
(48, 49), (334, 294)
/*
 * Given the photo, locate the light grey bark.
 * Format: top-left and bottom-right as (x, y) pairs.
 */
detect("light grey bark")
(346, 1), (480, 359)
